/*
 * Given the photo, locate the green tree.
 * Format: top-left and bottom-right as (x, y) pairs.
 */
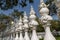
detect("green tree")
(10, 10), (24, 19)
(51, 20), (60, 31)
(0, 13), (12, 31)
(36, 17), (44, 32)
(0, 0), (34, 10)
(45, 0), (57, 15)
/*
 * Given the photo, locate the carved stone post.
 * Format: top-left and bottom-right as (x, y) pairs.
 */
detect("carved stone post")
(39, 0), (56, 40)
(23, 12), (30, 40)
(29, 6), (39, 40)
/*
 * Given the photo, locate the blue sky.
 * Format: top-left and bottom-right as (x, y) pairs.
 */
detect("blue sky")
(0, 0), (58, 20)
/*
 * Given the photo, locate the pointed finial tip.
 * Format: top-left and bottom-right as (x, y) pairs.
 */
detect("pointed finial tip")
(20, 16), (22, 20)
(24, 11), (26, 16)
(30, 5), (35, 14)
(31, 5), (33, 10)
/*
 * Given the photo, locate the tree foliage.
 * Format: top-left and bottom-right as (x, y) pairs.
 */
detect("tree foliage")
(45, 0), (57, 15)
(0, 0), (34, 10)
(36, 20), (60, 32)
(51, 20), (60, 31)
(10, 10), (24, 19)
(0, 14), (12, 31)
(0, 10), (24, 31)
(36, 17), (44, 32)
(0, 0), (57, 15)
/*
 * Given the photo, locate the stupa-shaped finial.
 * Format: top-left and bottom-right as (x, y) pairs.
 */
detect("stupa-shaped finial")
(23, 11), (29, 29)
(24, 11), (26, 16)
(19, 16), (22, 22)
(39, 0), (47, 9)
(30, 5), (35, 15)
(30, 5), (34, 11)
(29, 6), (38, 26)
(24, 11), (28, 19)
(23, 11), (28, 23)
(29, 5), (36, 20)
(15, 16), (23, 31)
(18, 16), (23, 30)
(39, 0), (49, 15)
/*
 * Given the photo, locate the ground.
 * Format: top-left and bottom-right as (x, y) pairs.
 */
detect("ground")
(56, 37), (60, 40)
(39, 36), (60, 40)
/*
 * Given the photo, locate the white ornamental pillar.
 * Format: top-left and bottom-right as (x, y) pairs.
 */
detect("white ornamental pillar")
(10, 33), (13, 40)
(13, 33), (15, 40)
(15, 32), (18, 40)
(19, 31), (24, 40)
(10, 21), (15, 40)
(18, 16), (24, 40)
(39, 0), (56, 40)
(29, 6), (39, 40)
(23, 12), (30, 40)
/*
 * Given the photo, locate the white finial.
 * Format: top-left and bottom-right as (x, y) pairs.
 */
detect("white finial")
(39, 0), (49, 15)
(23, 11), (29, 29)
(31, 5), (34, 10)
(19, 16), (22, 22)
(24, 11), (26, 16)
(40, 0), (44, 4)
(19, 16), (23, 26)
(24, 11), (28, 19)
(29, 5), (36, 20)
(18, 16), (23, 30)
(29, 6), (38, 26)
(30, 5), (35, 15)
(39, 0), (47, 10)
